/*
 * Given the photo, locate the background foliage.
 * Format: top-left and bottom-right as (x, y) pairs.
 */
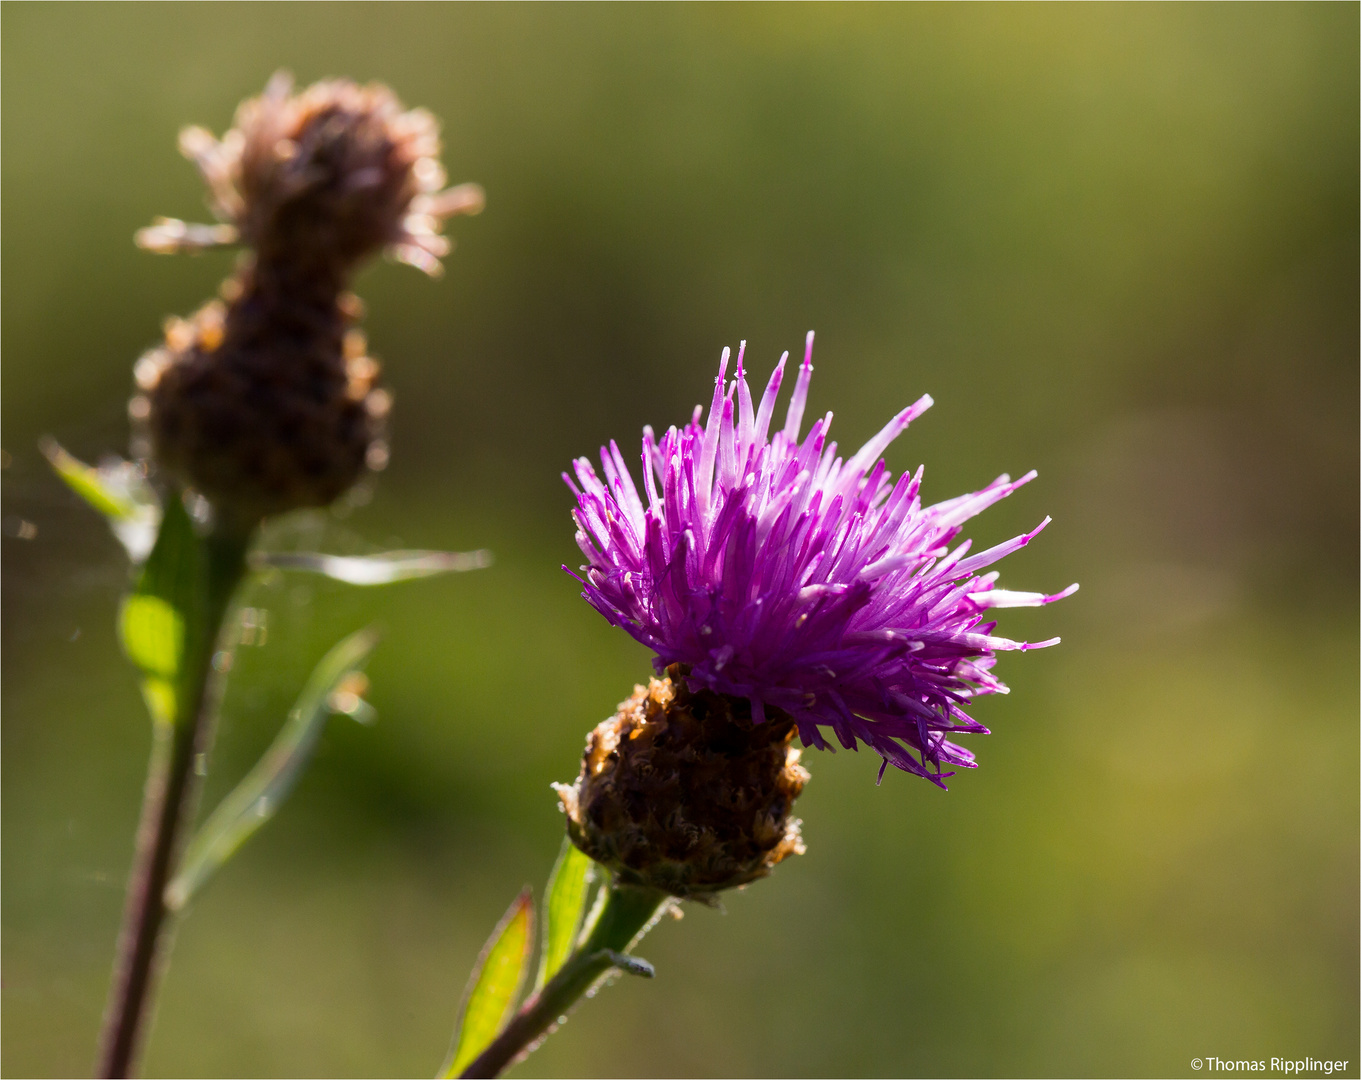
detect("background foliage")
(3, 5), (1357, 1077)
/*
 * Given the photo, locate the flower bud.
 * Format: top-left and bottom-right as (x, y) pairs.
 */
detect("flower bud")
(140, 284), (386, 521)
(555, 668), (809, 899)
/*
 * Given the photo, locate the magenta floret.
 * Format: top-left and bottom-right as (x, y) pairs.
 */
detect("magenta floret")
(564, 334), (1076, 786)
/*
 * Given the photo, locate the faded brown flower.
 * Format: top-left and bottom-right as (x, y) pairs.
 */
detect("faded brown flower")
(132, 73), (482, 522)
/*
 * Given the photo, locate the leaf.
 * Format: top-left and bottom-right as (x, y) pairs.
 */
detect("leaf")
(536, 838), (595, 991)
(41, 438), (161, 562)
(121, 595), (184, 678)
(441, 889), (535, 1079)
(164, 627), (380, 911)
(118, 495), (206, 726)
(255, 549), (491, 585)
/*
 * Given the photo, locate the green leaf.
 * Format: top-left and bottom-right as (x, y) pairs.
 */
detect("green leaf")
(442, 889), (535, 1079)
(164, 627), (380, 911)
(255, 548), (491, 585)
(118, 495), (206, 727)
(121, 595), (184, 678)
(536, 838), (595, 991)
(41, 438), (160, 562)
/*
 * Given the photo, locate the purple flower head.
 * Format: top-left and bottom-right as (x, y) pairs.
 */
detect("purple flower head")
(564, 334), (1076, 787)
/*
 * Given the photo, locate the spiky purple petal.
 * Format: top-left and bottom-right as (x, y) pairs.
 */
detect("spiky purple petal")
(565, 336), (1075, 786)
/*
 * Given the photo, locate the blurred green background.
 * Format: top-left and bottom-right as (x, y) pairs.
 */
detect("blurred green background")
(3, 5), (1357, 1078)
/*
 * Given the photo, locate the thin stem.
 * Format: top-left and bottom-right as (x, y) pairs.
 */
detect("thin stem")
(97, 523), (251, 1079)
(458, 882), (669, 1080)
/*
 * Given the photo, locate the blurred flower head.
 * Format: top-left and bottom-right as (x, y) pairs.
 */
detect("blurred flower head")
(566, 334), (1075, 786)
(141, 71), (484, 277)
(133, 73), (483, 523)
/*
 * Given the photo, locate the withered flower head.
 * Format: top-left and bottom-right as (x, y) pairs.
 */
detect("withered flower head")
(131, 73), (483, 523)
(556, 335), (1074, 896)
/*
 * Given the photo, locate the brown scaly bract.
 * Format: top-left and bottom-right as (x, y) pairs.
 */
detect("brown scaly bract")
(131, 73), (483, 523)
(555, 667), (810, 899)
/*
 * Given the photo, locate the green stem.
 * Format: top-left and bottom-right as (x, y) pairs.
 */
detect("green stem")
(458, 882), (669, 1079)
(97, 521), (251, 1078)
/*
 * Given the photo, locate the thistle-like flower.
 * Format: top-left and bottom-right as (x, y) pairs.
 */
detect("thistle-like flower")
(131, 73), (483, 523)
(556, 334), (1074, 896)
(83, 75), (487, 1080)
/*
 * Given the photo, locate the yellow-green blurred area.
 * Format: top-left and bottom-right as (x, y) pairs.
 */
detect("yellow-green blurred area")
(3, 5), (1357, 1077)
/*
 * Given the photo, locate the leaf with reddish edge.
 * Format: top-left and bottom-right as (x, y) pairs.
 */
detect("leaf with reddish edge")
(441, 889), (535, 1078)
